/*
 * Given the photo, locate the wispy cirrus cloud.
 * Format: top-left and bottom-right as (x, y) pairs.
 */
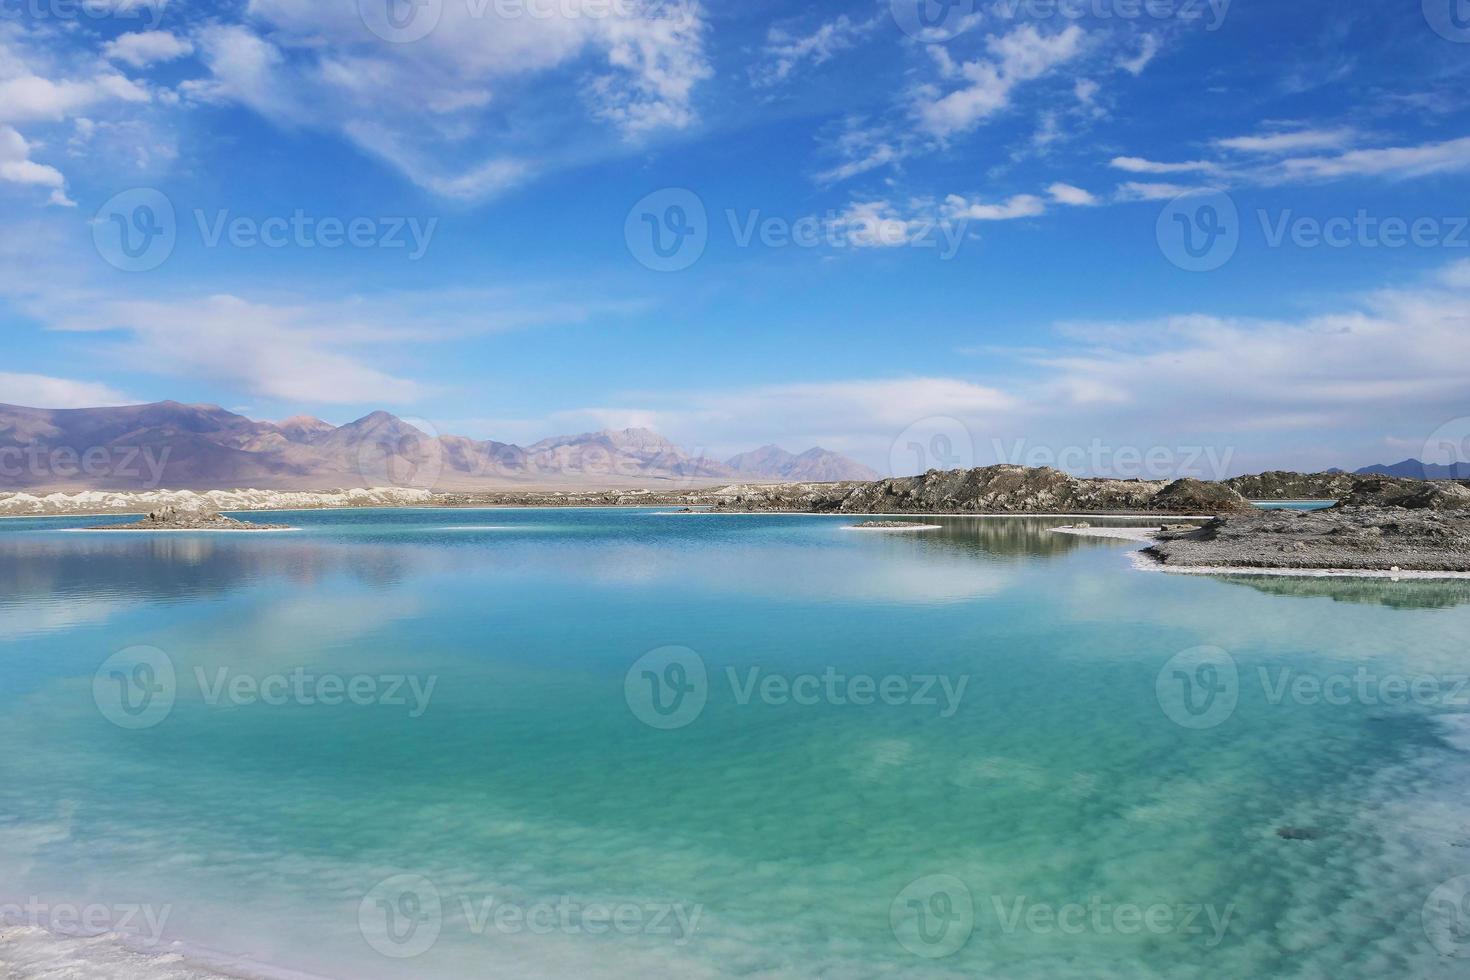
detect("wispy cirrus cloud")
(182, 0), (711, 201)
(916, 25), (1086, 138)
(752, 13), (878, 88)
(1107, 130), (1470, 198)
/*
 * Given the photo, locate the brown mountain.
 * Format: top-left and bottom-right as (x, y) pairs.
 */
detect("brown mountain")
(726, 445), (880, 483)
(0, 402), (873, 491)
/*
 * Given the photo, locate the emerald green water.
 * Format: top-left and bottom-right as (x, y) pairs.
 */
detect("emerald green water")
(0, 509), (1468, 978)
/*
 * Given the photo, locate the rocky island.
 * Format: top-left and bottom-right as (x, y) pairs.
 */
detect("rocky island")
(849, 520), (942, 531)
(89, 506), (292, 531)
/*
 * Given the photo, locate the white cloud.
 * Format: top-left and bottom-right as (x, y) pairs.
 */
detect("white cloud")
(0, 372), (131, 408)
(1047, 182), (1097, 206)
(589, 2), (712, 134)
(1030, 267), (1470, 445)
(0, 125), (72, 205)
(828, 201), (937, 247)
(544, 377), (1019, 464)
(0, 72), (148, 124)
(916, 25), (1085, 138)
(1280, 135), (1470, 181)
(1110, 155), (1217, 175)
(754, 14), (876, 87)
(0, 29), (159, 204)
(1116, 33), (1159, 75)
(1110, 134), (1470, 192)
(103, 31), (193, 69)
(559, 262), (1470, 473)
(54, 294), (426, 405)
(1215, 127), (1355, 154)
(943, 193), (1046, 221)
(185, 0), (712, 198)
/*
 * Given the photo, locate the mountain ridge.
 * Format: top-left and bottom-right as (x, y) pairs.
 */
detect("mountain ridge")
(0, 401), (874, 491)
(1356, 458), (1470, 480)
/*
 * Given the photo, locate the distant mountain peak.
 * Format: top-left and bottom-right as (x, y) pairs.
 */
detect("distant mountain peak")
(727, 445), (878, 483)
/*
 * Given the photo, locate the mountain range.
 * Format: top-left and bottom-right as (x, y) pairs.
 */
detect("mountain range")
(0, 402), (879, 491)
(1355, 459), (1470, 480)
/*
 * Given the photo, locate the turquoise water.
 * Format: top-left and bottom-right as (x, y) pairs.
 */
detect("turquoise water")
(1, 509), (1468, 978)
(1251, 500), (1337, 511)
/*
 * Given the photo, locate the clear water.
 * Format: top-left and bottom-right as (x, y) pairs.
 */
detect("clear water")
(1, 509), (1468, 979)
(1251, 500), (1337, 511)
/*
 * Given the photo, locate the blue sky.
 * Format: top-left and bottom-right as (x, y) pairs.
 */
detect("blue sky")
(2, 0), (1470, 476)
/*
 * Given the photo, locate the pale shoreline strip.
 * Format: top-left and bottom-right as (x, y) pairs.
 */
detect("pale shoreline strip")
(1051, 525), (1470, 580)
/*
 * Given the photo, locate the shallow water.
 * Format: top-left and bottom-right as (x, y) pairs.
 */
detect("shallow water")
(0, 509), (1467, 978)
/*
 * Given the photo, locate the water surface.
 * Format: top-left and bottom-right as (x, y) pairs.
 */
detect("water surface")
(0, 509), (1466, 978)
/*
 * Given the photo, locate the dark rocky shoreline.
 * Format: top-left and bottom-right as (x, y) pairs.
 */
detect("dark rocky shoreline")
(1144, 508), (1470, 573)
(1141, 481), (1470, 573)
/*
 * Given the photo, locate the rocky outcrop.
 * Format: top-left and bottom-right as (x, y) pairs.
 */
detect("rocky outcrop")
(850, 520), (940, 530)
(1144, 508), (1470, 572)
(1222, 471), (1372, 500)
(1148, 479), (1258, 515)
(91, 505), (290, 531)
(709, 467), (1255, 516)
(1335, 479), (1470, 511)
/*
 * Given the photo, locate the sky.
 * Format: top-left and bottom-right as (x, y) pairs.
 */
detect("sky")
(2, 0), (1470, 478)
